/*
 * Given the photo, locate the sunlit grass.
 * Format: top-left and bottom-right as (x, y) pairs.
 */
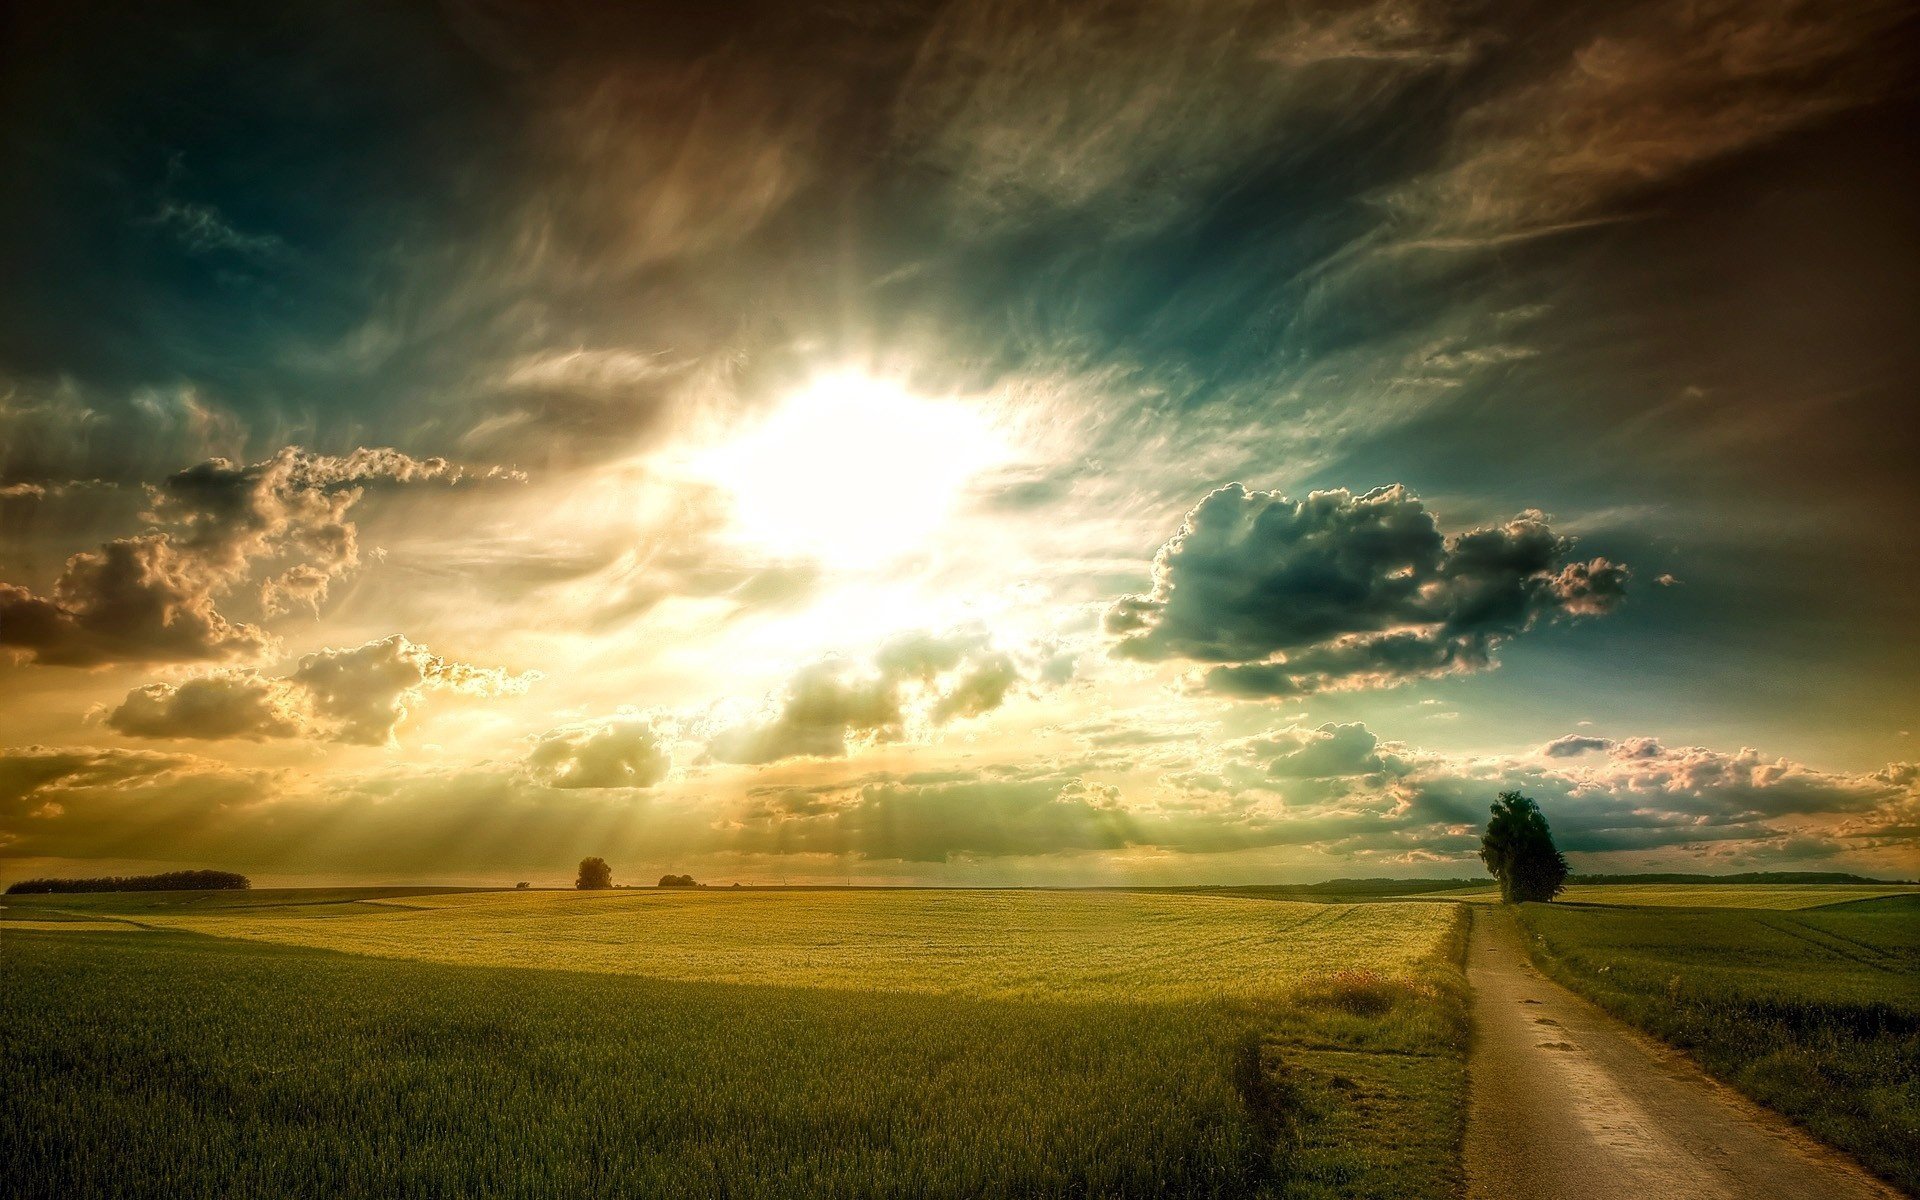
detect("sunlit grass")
(2, 890), (1471, 1199)
(1516, 895), (1919, 1193)
(103, 889), (1460, 1002)
(1441, 883), (1914, 909)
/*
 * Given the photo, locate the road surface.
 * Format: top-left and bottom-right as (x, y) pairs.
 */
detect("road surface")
(1463, 904), (1901, 1200)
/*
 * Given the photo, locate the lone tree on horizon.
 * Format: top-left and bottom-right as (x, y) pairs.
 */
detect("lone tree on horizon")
(576, 857), (613, 890)
(1480, 792), (1569, 903)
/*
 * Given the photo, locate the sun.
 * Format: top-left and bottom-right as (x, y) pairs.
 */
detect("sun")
(688, 372), (1009, 568)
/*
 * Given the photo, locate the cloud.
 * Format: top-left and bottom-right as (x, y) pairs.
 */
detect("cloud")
(0, 447), (515, 666)
(105, 635), (535, 746)
(0, 745), (274, 857)
(734, 770), (1134, 862)
(1255, 723), (1392, 778)
(105, 670), (307, 742)
(0, 535), (277, 667)
(1, 376), (246, 487)
(3, 725), (1911, 875)
(705, 629), (1060, 765)
(145, 200), (285, 259)
(526, 718), (671, 789)
(1200, 725), (1915, 859)
(1109, 483), (1627, 696)
(894, 0), (1473, 233)
(1542, 734), (1612, 757)
(457, 348), (718, 465)
(706, 659), (905, 765)
(1387, 0), (1909, 244)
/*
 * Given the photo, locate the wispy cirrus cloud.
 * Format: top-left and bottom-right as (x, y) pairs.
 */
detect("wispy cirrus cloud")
(1386, 0), (1912, 246)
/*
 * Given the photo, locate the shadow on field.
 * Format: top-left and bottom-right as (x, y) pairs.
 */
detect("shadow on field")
(1, 921), (1472, 1200)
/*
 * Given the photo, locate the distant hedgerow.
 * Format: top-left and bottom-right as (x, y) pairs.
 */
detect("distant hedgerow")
(5, 870), (250, 895)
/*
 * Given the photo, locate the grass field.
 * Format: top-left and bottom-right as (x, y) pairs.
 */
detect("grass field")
(1, 890), (1469, 1200)
(87, 889), (1459, 1002)
(1443, 883), (1914, 909)
(1516, 894), (1920, 1193)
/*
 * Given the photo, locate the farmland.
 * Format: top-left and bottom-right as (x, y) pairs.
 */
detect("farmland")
(109, 889), (1460, 1002)
(9, 882), (1916, 1199)
(1, 890), (1469, 1200)
(1440, 882), (1914, 908)
(1516, 893), (1920, 1193)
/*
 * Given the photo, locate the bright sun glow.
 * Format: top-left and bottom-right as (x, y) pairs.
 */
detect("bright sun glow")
(689, 372), (1009, 568)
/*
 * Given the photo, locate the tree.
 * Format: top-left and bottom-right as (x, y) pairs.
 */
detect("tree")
(658, 873), (697, 888)
(576, 857), (613, 890)
(1480, 792), (1569, 902)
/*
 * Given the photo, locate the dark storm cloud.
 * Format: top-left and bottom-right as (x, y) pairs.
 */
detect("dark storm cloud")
(1108, 483), (1627, 695)
(0, 448), (515, 666)
(104, 635), (534, 745)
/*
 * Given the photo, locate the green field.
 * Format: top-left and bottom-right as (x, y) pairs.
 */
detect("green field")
(1516, 894), (1920, 1193)
(1, 890), (1470, 1200)
(106, 889), (1459, 1002)
(9, 881), (1915, 1198)
(1444, 882), (1914, 909)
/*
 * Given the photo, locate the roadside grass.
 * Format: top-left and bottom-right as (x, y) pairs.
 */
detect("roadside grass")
(1, 893), (1469, 1200)
(1516, 894), (1920, 1194)
(1445, 883), (1915, 909)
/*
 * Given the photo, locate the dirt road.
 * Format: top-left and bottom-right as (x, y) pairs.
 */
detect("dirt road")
(1463, 904), (1901, 1200)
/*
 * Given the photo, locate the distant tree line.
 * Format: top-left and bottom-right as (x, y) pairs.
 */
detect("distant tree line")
(658, 874), (698, 888)
(1569, 871), (1884, 885)
(5, 870), (250, 895)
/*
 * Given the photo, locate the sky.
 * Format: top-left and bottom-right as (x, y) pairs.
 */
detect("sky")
(1, 0), (1916, 887)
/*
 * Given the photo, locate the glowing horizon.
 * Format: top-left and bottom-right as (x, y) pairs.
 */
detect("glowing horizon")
(1, 0), (1915, 888)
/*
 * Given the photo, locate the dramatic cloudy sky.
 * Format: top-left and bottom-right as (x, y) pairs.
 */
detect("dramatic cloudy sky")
(2, 0), (1916, 885)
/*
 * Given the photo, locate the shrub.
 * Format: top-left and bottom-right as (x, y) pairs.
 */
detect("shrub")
(1297, 969), (1400, 1016)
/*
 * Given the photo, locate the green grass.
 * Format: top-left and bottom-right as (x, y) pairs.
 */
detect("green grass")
(1445, 882), (1915, 909)
(43, 889), (1461, 1003)
(1, 885), (490, 914)
(1516, 894), (1920, 1194)
(1, 892), (1470, 1199)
